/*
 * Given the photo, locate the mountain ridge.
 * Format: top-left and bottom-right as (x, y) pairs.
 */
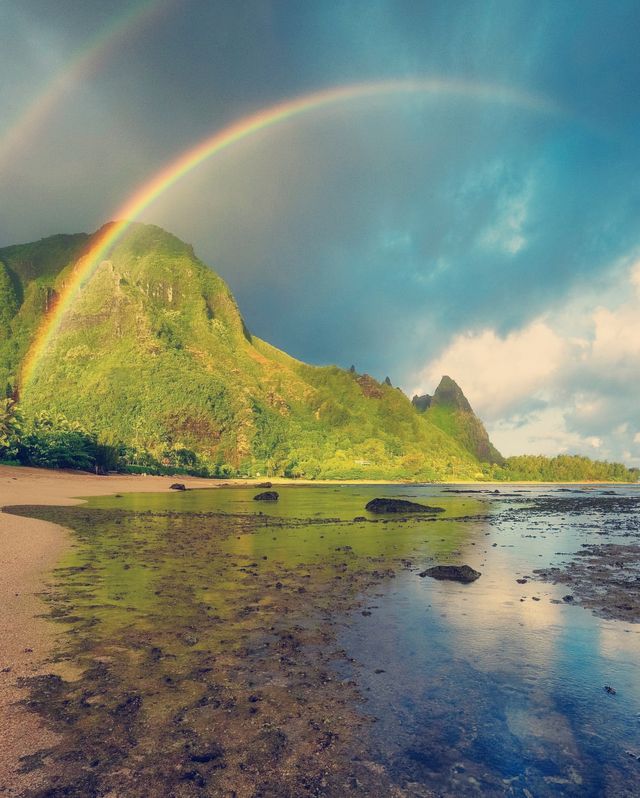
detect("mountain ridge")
(1, 222), (632, 482)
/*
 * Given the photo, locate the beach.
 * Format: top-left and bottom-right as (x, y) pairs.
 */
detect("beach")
(0, 466), (222, 796)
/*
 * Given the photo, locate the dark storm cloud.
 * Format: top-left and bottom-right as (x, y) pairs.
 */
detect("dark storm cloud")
(1, 1), (639, 458)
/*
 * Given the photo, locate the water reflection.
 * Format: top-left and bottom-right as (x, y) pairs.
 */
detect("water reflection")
(16, 483), (640, 796)
(336, 485), (640, 796)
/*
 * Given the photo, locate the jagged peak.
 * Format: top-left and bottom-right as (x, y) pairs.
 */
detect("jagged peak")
(432, 375), (473, 413)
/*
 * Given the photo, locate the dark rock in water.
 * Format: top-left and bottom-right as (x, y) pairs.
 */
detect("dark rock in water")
(353, 516), (367, 522)
(418, 564), (481, 583)
(188, 743), (224, 764)
(256, 481), (272, 488)
(563, 594), (575, 603)
(604, 684), (617, 695)
(170, 483), (187, 491)
(365, 498), (444, 514)
(254, 491), (279, 502)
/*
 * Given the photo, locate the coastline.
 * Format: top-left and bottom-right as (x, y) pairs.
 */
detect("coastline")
(0, 465), (636, 794)
(0, 466), (223, 796)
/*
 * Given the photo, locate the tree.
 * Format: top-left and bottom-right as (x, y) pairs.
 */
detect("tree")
(19, 412), (98, 470)
(0, 398), (22, 459)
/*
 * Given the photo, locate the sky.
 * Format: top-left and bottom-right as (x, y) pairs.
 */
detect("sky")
(1, 0), (639, 463)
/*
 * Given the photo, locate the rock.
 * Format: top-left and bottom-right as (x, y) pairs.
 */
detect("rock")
(516, 578), (528, 584)
(353, 516), (367, 522)
(412, 393), (432, 412)
(562, 594), (575, 603)
(418, 564), (481, 583)
(254, 491), (279, 501)
(188, 743), (224, 763)
(604, 684), (617, 695)
(365, 498), (444, 514)
(170, 483), (186, 491)
(256, 481), (272, 488)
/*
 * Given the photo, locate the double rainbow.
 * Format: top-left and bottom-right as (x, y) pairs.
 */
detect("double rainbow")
(20, 78), (558, 389)
(0, 0), (170, 169)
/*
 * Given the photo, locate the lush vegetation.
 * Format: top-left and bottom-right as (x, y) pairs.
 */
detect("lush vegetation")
(0, 223), (636, 482)
(492, 454), (636, 483)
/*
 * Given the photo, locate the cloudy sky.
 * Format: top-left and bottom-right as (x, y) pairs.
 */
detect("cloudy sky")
(1, 1), (639, 463)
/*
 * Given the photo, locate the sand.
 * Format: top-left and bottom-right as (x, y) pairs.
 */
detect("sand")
(0, 465), (223, 796)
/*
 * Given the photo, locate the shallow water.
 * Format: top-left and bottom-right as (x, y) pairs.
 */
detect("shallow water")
(11, 483), (640, 796)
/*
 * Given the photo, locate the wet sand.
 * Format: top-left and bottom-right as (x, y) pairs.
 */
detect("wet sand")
(0, 466), (225, 796)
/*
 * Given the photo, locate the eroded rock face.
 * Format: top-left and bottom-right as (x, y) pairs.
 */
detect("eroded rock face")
(254, 491), (279, 502)
(419, 564), (481, 583)
(365, 498), (444, 514)
(411, 393), (432, 412)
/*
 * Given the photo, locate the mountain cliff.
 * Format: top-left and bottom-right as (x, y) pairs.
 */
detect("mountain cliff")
(0, 223), (501, 479)
(412, 376), (504, 465)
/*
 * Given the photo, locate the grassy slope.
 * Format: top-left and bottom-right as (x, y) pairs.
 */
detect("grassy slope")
(3, 223), (634, 481)
(0, 234), (89, 395)
(11, 224), (484, 479)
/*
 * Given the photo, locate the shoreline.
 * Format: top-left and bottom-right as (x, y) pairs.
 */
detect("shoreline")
(0, 466), (225, 796)
(0, 465), (637, 793)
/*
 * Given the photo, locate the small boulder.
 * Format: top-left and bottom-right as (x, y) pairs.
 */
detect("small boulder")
(170, 483), (187, 491)
(418, 564), (481, 583)
(365, 498), (444, 514)
(256, 481), (273, 488)
(254, 491), (279, 502)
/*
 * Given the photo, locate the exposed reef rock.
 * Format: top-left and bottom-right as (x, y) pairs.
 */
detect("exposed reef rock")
(419, 564), (482, 583)
(365, 498), (444, 514)
(254, 491), (279, 502)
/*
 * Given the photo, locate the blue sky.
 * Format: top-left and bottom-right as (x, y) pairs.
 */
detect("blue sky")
(1, 1), (639, 462)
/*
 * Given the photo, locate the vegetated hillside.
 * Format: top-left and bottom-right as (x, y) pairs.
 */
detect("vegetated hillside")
(412, 376), (505, 465)
(0, 233), (89, 396)
(1, 223), (635, 482)
(1, 223), (489, 479)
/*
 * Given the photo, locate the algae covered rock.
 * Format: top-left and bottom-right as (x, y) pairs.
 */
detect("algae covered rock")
(419, 564), (481, 583)
(365, 498), (444, 514)
(254, 491), (279, 502)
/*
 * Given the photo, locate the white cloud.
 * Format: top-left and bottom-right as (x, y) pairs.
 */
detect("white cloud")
(409, 256), (640, 464)
(411, 320), (567, 419)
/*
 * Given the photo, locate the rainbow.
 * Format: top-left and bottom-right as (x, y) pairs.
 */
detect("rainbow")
(20, 78), (559, 389)
(0, 0), (170, 169)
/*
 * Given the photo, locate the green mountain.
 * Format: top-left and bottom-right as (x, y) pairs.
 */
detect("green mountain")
(2, 222), (632, 482)
(412, 376), (505, 465)
(0, 223), (503, 479)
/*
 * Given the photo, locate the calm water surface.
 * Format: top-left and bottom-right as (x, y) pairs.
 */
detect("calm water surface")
(82, 483), (640, 796)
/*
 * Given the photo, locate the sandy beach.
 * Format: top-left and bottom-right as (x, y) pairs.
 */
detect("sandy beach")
(0, 466), (223, 796)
